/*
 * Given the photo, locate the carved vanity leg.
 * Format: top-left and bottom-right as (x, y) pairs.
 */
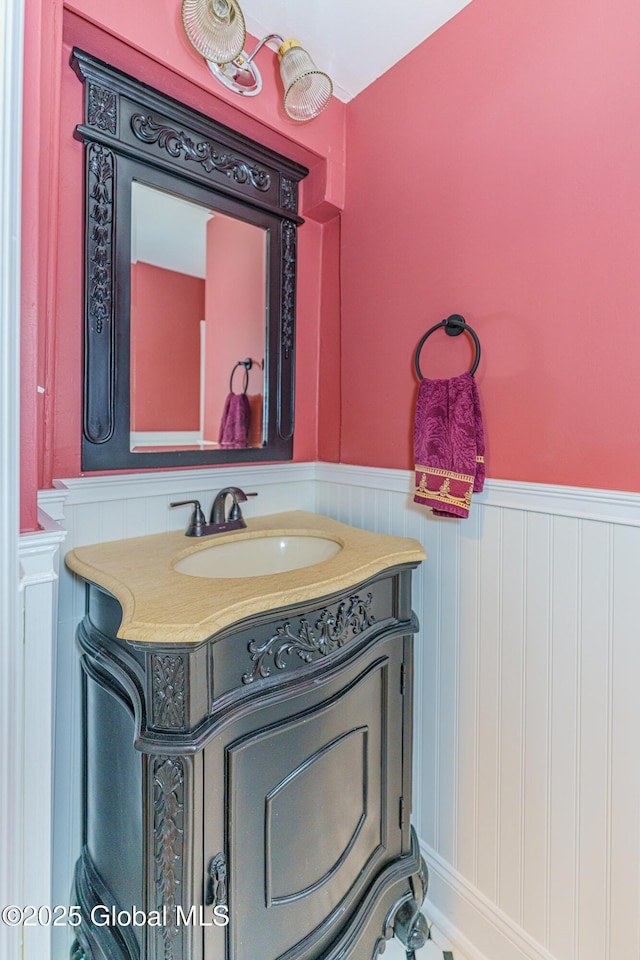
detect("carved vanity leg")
(149, 755), (187, 960)
(392, 837), (430, 959)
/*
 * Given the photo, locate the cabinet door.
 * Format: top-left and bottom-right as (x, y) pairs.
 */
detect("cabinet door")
(204, 637), (406, 960)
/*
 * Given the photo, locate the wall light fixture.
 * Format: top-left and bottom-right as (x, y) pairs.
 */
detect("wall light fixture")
(182, 0), (333, 121)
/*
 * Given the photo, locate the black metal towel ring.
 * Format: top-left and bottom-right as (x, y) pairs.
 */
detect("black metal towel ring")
(414, 314), (481, 380)
(229, 358), (252, 394)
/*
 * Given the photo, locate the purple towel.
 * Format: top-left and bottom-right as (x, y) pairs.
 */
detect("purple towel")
(218, 392), (251, 448)
(413, 371), (485, 519)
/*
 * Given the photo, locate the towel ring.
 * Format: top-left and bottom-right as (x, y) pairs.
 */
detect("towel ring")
(414, 314), (481, 380)
(230, 358), (252, 394)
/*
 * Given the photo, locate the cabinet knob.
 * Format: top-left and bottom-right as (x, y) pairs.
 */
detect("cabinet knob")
(205, 853), (227, 907)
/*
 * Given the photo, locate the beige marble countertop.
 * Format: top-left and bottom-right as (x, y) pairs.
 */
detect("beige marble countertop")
(65, 510), (426, 645)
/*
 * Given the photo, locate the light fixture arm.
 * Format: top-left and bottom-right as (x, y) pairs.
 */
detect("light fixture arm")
(244, 33), (284, 64)
(182, 0), (332, 120)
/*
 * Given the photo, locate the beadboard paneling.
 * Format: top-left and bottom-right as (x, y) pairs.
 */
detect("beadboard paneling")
(315, 465), (640, 960)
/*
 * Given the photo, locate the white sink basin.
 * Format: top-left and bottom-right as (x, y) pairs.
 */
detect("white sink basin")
(173, 534), (342, 579)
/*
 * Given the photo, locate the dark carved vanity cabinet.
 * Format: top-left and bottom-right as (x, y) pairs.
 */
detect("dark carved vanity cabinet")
(70, 559), (429, 960)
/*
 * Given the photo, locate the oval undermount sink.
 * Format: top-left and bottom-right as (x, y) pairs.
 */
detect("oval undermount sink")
(173, 534), (343, 579)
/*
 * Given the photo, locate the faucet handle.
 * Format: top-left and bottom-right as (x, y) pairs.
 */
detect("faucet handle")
(228, 491), (258, 521)
(169, 499), (207, 537)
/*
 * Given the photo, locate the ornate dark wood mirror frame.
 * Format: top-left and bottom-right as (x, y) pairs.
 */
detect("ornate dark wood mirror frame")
(71, 49), (308, 471)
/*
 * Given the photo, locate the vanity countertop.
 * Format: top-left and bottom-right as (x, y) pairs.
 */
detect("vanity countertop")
(65, 510), (426, 645)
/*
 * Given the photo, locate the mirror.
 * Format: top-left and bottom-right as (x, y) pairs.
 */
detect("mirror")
(129, 182), (266, 452)
(72, 48), (307, 471)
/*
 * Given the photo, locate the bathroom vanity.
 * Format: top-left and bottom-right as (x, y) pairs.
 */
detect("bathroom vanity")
(66, 511), (429, 960)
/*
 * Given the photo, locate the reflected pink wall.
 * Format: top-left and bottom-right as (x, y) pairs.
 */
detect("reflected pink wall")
(203, 215), (265, 443)
(130, 262), (203, 432)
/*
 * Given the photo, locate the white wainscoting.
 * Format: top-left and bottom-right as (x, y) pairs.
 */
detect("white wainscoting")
(18, 512), (67, 960)
(41, 462), (640, 960)
(1, 0), (24, 958)
(315, 463), (640, 960)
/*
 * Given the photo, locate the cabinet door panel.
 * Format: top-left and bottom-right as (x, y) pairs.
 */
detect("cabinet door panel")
(265, 725), (368, 905)
(211, 648), (403, 960)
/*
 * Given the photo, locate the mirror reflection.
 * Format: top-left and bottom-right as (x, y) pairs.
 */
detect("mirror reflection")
(129, 181), (266, 452)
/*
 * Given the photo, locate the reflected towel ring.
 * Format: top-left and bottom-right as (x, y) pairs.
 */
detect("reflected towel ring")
(414, 314), (481, 380)
(230, 358), (252, 394)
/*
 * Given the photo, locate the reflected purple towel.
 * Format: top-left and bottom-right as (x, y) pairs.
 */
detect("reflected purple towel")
(218, 392), (251, 448)
(413, 371), (485, 519)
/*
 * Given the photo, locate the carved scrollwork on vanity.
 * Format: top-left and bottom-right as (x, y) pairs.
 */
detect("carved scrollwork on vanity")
(151, 654), (186, 729)
(242, 593), (376, 684)
(152, 756), (185, 959)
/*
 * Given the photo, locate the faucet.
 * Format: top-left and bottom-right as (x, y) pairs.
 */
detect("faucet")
(170, 487), (258, 537)
(210, 486), (257, 524)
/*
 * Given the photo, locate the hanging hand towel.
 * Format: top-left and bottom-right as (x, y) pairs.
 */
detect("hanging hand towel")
(413, 371), (485, 519)
(218, 392), (251, 448)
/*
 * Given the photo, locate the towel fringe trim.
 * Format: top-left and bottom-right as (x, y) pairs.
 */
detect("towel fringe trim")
(414, 465), (474, 512)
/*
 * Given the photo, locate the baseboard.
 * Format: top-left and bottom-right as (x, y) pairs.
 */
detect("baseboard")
(421, 844), (557, 960)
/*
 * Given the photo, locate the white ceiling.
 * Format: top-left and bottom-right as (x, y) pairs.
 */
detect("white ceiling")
(239, 0), (474, 103)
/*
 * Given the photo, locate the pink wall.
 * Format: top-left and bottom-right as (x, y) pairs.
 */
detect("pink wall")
(21, 0), (64, 531)
(317, 214), (341, 463)
(203, 214), (265, 443)
(20, 1), (345, 529)
(341, 0), (640, 491)
(130, 262), (203, 432)
(24, 0), (639, 530)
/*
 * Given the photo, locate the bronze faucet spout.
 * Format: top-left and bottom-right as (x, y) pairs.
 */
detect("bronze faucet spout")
(210, 487), (257, 525)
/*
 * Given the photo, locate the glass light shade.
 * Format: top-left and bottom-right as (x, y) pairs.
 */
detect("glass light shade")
(278, 41), (333, 122)
(182, 0), (246, 64)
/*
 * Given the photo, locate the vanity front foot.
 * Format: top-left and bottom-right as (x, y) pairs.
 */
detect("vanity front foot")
(70, 940), (86, 960)
(392, 844), (430, 958)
